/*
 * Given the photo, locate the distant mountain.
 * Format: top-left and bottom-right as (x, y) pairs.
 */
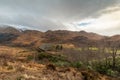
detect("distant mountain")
(78, 31), (105, 40)
(109, 35), (120, 41)
(12, 30), (44, 47)
(43, 30), (104, 43)
(0, 25), (120, 47)
(4, 30), (105, 47)
(0, 25), (21, 34)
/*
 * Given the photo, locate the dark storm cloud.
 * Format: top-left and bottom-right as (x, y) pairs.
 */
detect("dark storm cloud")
(0, 0), (119, 31)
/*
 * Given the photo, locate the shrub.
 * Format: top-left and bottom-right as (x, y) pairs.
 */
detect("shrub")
(95, 64), (108, 74)
(27, 55), (34, 61)
(7, 65), (14, 70)
(107, 69), (119, 77)
(37, 53), (66, 62)
(54, 61), (70, 67)
(87, 65), (93, 70)
(71, 61), (83, 68)
(37, 52), (50, 60)
(89, 57), (120, 77)
(16, 76), (24, 80)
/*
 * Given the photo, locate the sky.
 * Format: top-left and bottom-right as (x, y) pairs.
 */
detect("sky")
(0, 0), (120, 35)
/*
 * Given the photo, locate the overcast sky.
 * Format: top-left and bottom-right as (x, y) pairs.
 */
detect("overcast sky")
(0, 0), (120, 35)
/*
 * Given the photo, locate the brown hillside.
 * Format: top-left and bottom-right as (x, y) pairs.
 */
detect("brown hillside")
(1, 26), (120, 48)
(12, 30), (44, 47)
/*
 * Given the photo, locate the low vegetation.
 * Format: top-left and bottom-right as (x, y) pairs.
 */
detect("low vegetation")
(0, 40), (120, 80)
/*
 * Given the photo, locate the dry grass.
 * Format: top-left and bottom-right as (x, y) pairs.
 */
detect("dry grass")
(0, 45), (118, 80)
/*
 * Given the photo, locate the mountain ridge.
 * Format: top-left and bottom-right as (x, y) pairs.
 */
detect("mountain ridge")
(0, 26), (120, 47)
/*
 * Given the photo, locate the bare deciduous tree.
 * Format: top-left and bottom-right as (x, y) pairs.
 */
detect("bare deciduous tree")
(107, 40), (120, 69)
